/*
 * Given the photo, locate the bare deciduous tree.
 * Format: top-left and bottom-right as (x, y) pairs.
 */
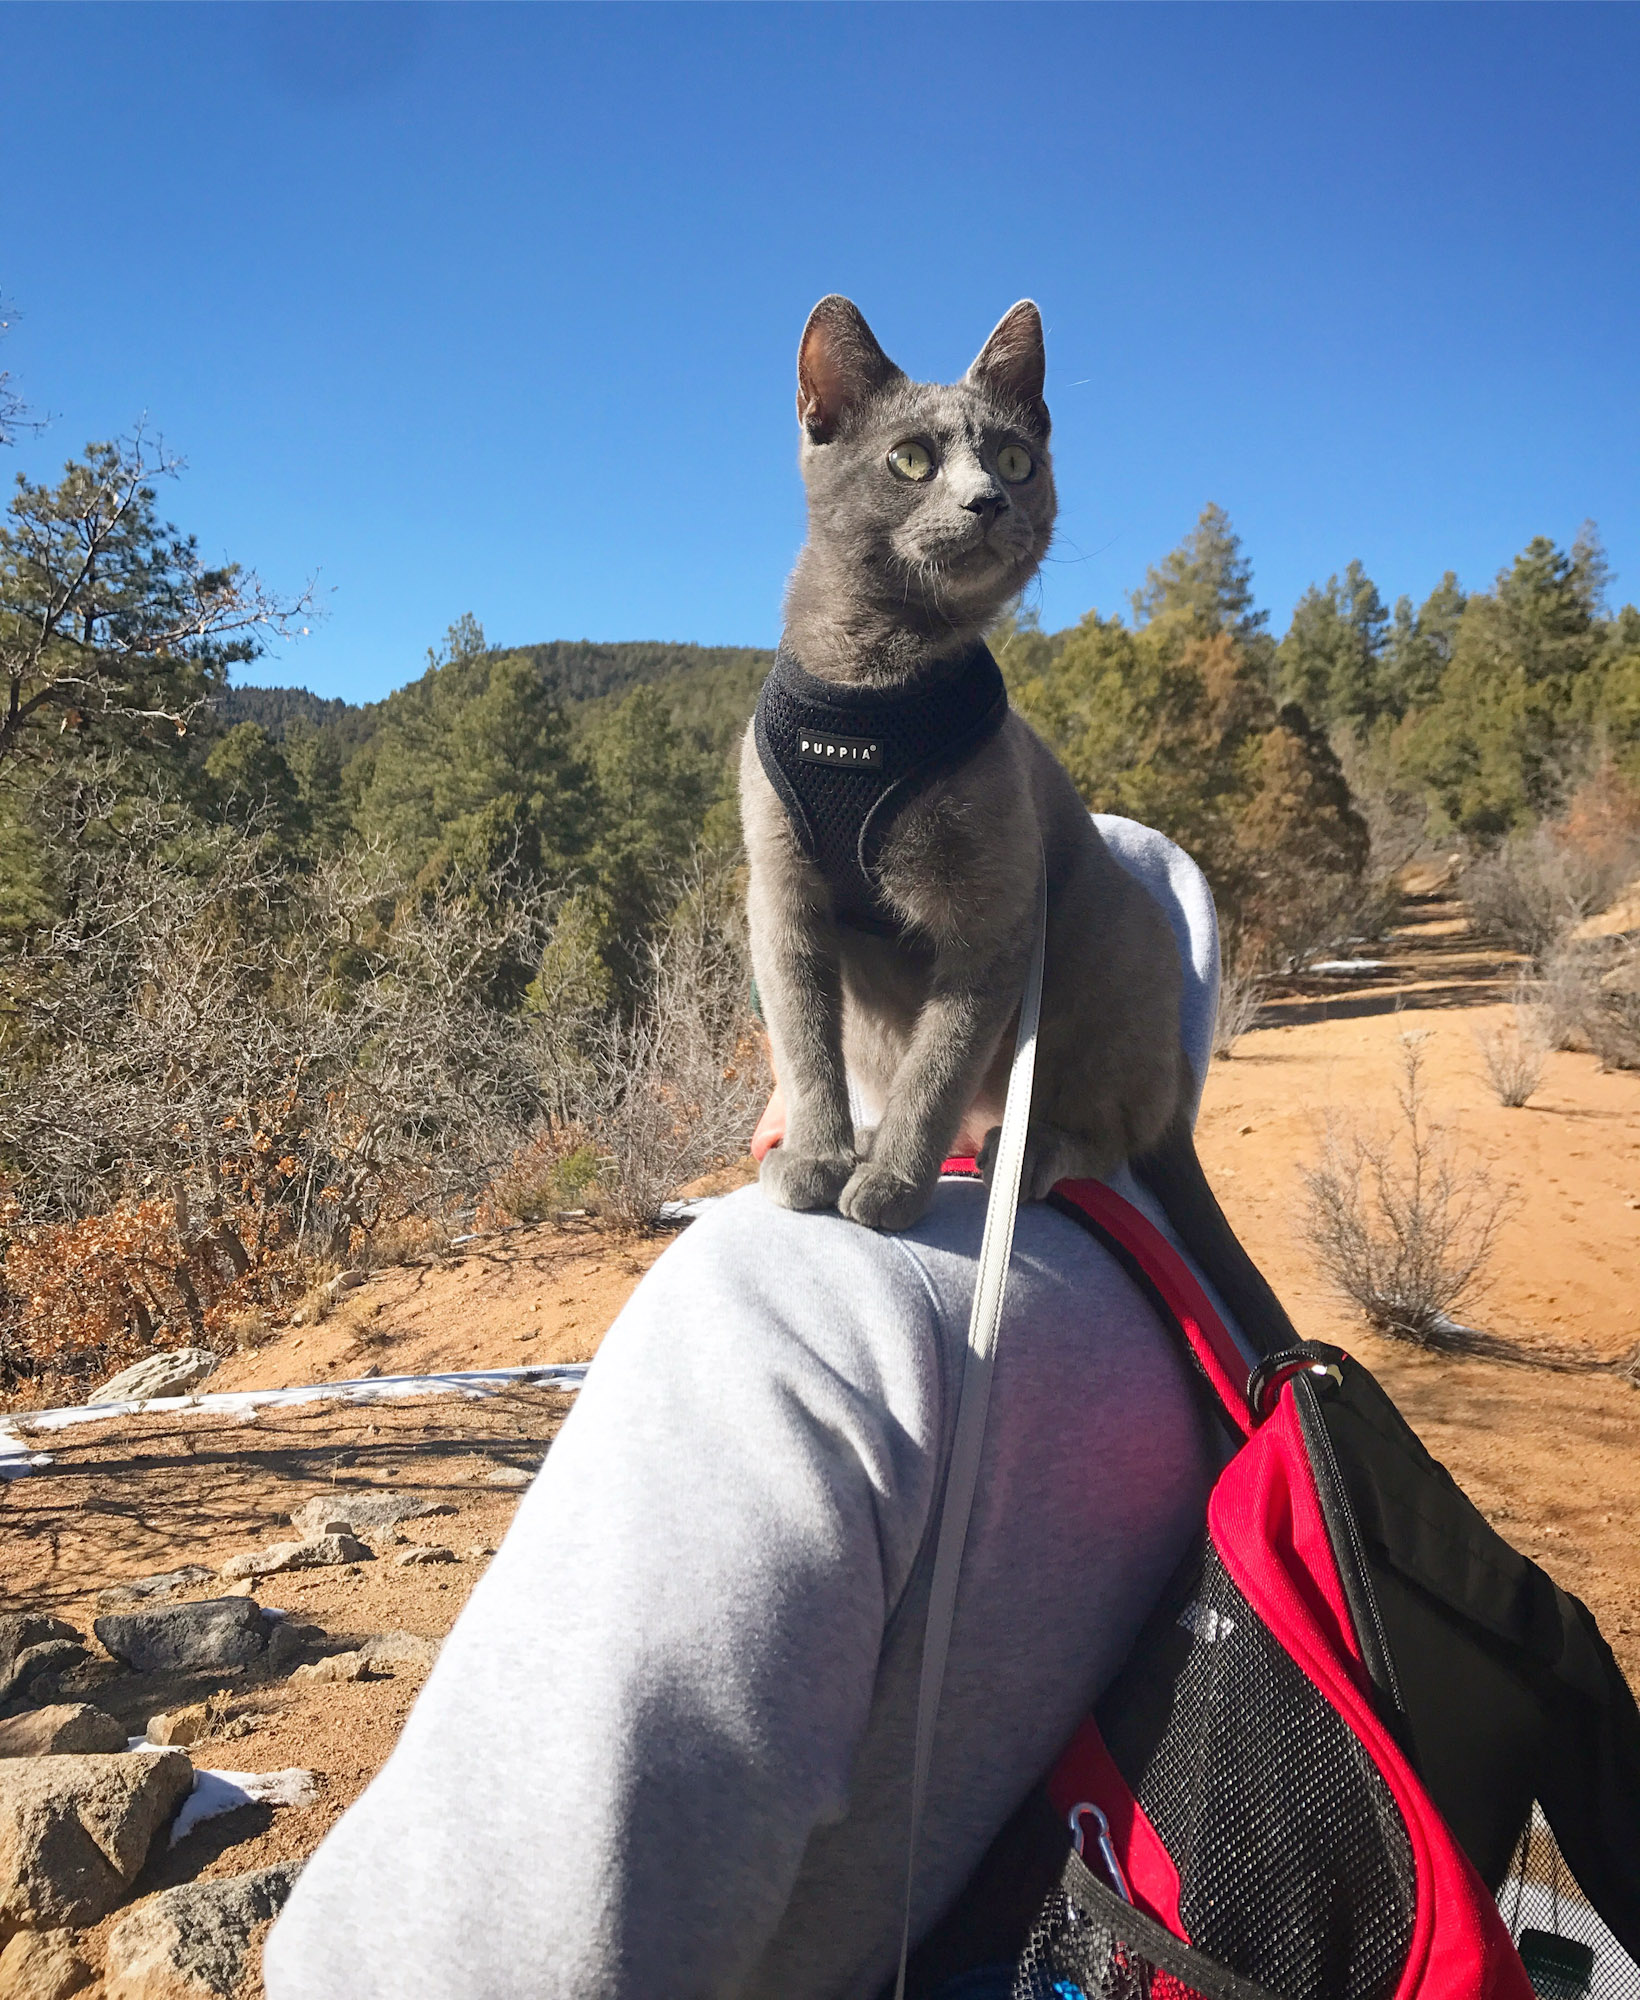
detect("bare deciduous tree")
(581, 861), (768, 1229)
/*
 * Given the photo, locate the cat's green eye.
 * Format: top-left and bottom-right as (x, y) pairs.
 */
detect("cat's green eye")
(996, 444), (1033, 484)
(887, 440), (935, 482)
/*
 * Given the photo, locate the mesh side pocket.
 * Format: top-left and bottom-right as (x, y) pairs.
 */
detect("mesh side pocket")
(1000, 1849), (1282, 2000)
(1099, 1542), (1416, 2000)
(1499, 1807), (1640, 1999)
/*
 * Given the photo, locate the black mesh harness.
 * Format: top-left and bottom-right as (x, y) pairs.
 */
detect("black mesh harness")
(752, 641), (1009, 936)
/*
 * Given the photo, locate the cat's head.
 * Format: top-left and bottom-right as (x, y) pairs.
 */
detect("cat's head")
(793, 296), (1056, 633)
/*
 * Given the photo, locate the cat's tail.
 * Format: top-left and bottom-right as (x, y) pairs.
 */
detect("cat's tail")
(1130, 1109), (1299, 1364)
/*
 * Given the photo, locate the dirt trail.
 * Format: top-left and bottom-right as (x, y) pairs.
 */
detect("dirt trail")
(3, 893), (1639, 1988)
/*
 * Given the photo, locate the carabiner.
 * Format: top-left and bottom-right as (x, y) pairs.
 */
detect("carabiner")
(1067, 1800), (1133, 1905)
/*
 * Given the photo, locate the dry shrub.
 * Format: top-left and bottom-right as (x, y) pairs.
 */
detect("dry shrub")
(1588, 945), (1640, 1071)
(483, 1127), (603, 1228)
(0, 1192), (298, 1396)
(489, 860), (767, 1232)
(1464, 831), (1627, 958)
(1534, 938), (1640, 1069)
(580, 865), (768, 1229)
(1212, 956), (1267, 1059)
(1464, 763), (1640, 960)
(1, 791), (767, 1387)
(1, 796), (563, 1388)
(1301, 1037), (1514, 1347)
(1473, 980), (1551, 1107)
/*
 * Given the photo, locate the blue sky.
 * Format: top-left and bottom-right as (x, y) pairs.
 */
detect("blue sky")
(2, 2), (1637, 704)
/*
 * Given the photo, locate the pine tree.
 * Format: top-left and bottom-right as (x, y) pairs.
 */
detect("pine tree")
(1381, 573), (1465, 719)
(0, 436), (310, 767)
(353, 618), (593, 884)
(1130, 504), (1268, 642)
(1400, 533), (1610, 835)
(1278, 560), (1390, 735)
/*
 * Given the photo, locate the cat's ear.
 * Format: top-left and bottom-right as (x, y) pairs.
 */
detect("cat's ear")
(798, 297), (902, 443)
(967, 301), (1049, 436)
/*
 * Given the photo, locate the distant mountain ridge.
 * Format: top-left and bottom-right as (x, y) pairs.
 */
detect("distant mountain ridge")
(219, 638), (774, 757)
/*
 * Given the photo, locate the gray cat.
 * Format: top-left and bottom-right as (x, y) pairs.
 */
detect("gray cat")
(739, 296), (1189, 1233)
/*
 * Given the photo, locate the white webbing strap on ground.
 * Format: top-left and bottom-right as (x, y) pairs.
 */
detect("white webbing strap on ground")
(893, 846), (1048, 2000)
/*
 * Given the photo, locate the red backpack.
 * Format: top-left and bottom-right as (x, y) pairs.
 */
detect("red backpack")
(902, 1175), (1640, 2000)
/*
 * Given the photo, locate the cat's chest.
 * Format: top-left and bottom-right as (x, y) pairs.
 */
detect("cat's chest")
(752, 643), (1010, 937)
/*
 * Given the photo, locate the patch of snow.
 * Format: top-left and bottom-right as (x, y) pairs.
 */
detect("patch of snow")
(657, 1195), (721, 1224)
(1307, 958), (1390, 975)
(0, 1362), (590, 1478)
(0, 1433), (54, 1479)
(170, 1765), (320, 1845)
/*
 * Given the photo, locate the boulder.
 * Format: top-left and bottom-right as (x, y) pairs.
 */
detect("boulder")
(0, 1929), (95, 1999)
(93, 1600), (266, 1676)
(0, 1750), (193, 1930)
(0, 1621), (84, 1708)
(218, 1532), (369, 1581)
(95, 1569), (217, 1613)
(393, 1545), (456, 1567)
(485, 1464), (532, 1488)
(288, 1491), (453, 1540)
(0, 1705), (127, 1758)
(145, 1704), (210, 1749)
(88, 1349), (220, 1407)
(357, 1630), (439, 1675)
(0, 1643), (93, 1712)
(0, 1620), (80, 1679)
(103, 1862), (300, 2000)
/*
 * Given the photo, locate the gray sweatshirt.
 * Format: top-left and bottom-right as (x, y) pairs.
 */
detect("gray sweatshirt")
(263, 817), (1236, 2000)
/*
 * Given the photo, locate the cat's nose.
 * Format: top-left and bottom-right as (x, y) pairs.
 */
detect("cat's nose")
(960, 485), (1006, 518)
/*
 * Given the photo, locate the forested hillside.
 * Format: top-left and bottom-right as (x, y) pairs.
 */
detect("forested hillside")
(4, 437), (1638, 1395)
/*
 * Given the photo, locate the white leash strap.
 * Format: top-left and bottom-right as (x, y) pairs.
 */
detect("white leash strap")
(893, 847), (1048, 2000)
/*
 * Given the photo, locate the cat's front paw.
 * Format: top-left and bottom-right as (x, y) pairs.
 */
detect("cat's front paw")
(760, 1145), (856, 1212)
(838, 1162), (935, 1233)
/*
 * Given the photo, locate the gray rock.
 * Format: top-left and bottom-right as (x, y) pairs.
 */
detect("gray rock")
(88, 1348), (220, 1407)
(288, 1491), (453, 1539)
(104, 1861), (301, 2000)
(93, 1598), (267, 1675)
(393, 1545), (456, 1567)
(485, 1464), (532, 1488)
(0, 1703), (127, 1757)
(0, 1928), (95, 1999)
(0, 1640), (92, 1710)
(0, 1616), (80, 1675)
(218, 1532), (369, 1581)
(95, 1567), (217, 1612)
(0, 1617), (82, 1706)
(0, 1749), (193, 1929)
(358, 1629), (439, 1675)
(262, 1621), (327, 1674)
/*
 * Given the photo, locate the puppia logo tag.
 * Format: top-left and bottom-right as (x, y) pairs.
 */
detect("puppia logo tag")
(798, 733), (881, 767)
